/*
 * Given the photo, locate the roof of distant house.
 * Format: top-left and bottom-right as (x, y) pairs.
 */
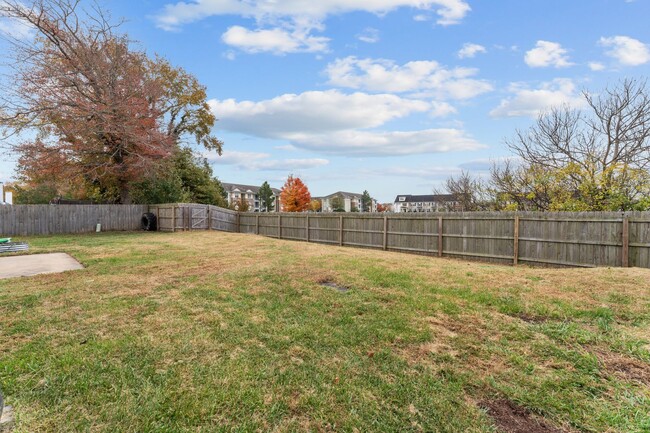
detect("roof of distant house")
(322, 191), (365, 199)
(222, 183), (281, 195)
(394, 194), (457, 203)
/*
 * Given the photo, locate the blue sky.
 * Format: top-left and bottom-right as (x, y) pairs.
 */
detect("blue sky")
(2, 0), (650, 202)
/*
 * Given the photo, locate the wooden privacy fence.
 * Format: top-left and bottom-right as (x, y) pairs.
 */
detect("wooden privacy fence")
(151, 205), (650, 268)
(236, 210), (650, 269)
(0, 204), (148, 236)
(150, 203), (238, 233)
(3, 202), (649, 268)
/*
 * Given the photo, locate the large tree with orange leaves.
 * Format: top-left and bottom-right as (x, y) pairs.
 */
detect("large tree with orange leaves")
(0, 0), (222, 203)
(280, 175), (311, 212)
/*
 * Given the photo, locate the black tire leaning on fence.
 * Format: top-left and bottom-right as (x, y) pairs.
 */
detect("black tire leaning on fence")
(141, 213), (157, 231)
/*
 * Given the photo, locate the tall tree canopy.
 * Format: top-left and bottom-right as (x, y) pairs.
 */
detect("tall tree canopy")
(258, 181), (275, 212)
(495, 79), (650, 211)
(0, 0), (222, 203)
(330, 194), (345, 212)
(361, 190), (373, 212)
(280, 175), (311, 212)
(130, 147), (227, 206)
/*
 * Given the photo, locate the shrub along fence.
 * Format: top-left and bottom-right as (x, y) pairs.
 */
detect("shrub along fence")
(152, 204), (650, 269)
(0, 204), (148, 236)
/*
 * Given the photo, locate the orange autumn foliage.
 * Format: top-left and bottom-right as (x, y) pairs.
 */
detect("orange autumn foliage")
(280, 175), (311, 212)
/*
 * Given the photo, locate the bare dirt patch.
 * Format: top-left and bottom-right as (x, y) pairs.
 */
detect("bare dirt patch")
(597, 351), (650, 385)
(480, 399), (566, 433)
(318, 278), (350, 293)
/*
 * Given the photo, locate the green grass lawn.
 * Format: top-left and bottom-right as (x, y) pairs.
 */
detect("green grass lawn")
(1, 231), (649, 432)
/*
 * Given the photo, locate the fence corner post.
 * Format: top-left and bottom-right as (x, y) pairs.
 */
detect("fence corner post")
(622, 216), (630, 268)
(383, 215), (388, 250)
(278, 214), (282, 239)
(172, 205), (176, 233)
(236, 212), (241, 233)
(438, 216), (443, 257)
(513, 215), (520, 266)
(339, 215), (344, 246)
(256, 214), (260, 235)
(306, 214), (310, 242)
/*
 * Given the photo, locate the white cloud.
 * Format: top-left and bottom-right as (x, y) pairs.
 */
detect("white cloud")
(208, 90), (486, 156)
(221, 25), (329, 53)
(210, 90), (432, 136)
(599, 35), (650, 66)
(155, 1), (470, 54)
(324, 56), (493, 99)
(588, 61), (605, 71)
(362, 166), (462, 180)
(154, 0), (471, 30)
(290, 129), (486, 156)
(207, 150), (329, 171)
(490, 79), (586, 118)
(458, 43), (486, 59)
(429, 101), (457, 117)
(525, 41), (573, 68)
(0, 17), (32, 39)
(357, 27), (380, 44)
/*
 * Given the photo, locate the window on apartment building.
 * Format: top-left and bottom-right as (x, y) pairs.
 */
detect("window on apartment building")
(398, 197), (406, 202)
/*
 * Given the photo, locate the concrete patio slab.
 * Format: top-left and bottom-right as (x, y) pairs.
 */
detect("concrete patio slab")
(0, 253), (84, 279)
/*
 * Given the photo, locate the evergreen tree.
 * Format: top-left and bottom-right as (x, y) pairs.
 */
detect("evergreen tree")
(361, 190), (373, 212)
(259, 181), (275, 212)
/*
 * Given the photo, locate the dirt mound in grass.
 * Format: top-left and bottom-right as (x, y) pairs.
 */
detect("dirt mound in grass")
(598, 351), (650, 385)
(481, 400), (566, 433)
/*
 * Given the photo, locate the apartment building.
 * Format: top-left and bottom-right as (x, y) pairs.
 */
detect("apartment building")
(222, 183), (281, 212)
(393, 194), (460, 213)
(320, 191), (377, 212)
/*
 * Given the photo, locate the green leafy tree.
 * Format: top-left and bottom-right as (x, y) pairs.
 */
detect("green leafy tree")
(131, 148), (227, 206)
(12, 182), (59, 204)
(330, 195), (345, 212)
(361, 190), (373, 212)
(259, 181), (275, 212)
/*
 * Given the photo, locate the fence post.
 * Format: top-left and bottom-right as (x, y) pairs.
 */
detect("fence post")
(256, 214), (260, 235)
(339, 215), (344, 246)
(207, 206), (211, 230)
(622, 216), (630, 267)
(306, 215), (310, 242)
(383, 216), (388, 250)
(438, 216), (443, 257)
(236, 212), (241, 233)
(513, 215), (520, 265)
(278, 214), (282, 239)
(172, 206), (176, 233)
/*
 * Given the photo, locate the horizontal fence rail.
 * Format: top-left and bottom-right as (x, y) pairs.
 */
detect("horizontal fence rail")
(151, 204), (238, 233)
(3, 202), (649, 268)
(0, 204), (149, 236)
(153, 205), (650, 268)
